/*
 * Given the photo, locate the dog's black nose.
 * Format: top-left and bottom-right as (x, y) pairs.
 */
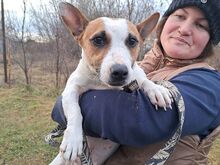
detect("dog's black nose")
(109, 64), (128, 86)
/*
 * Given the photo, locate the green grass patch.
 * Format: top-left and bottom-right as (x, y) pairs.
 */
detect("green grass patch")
(0, 85), (59, 165)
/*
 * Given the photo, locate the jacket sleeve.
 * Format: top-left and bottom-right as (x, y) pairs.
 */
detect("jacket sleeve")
(80, 69), (220, 147)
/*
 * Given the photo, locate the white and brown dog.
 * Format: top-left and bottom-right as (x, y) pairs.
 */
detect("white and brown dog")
(50, 2), (171, 164)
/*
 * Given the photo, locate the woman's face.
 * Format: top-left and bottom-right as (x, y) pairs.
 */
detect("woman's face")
(160, 7), (210, 59)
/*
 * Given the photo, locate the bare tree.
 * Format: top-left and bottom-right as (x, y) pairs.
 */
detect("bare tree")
(74, 0), (154, 22)
(21, 0), (30, 84)
(1, 0), (8, 83)
(5, 0), (34, 85)
(29, 0), (81, 88)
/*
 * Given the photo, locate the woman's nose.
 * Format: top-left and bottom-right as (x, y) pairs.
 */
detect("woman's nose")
(178, 21), (192, 36)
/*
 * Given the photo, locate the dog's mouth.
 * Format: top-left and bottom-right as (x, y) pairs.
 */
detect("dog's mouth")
(108, 80), (127, 87)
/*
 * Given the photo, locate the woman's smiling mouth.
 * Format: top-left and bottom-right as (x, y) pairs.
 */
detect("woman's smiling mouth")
(172, 36), (192, 46)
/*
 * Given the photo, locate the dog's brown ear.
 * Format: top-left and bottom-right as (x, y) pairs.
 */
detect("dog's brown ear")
(59, 2), (89, 37)
(137, 12), (160, 41)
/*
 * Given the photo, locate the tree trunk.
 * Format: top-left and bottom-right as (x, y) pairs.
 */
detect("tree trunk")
(1, 0), (8, 83)
(21, 0), (30, 85)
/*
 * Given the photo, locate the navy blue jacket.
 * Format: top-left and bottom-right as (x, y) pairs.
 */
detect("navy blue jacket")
(52, 68), (220, 147)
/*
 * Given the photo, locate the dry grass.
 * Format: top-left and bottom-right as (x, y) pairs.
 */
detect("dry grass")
(0, 64), (61, 164)
(209, 138), (220, 165)
(0, 85), (59, 165)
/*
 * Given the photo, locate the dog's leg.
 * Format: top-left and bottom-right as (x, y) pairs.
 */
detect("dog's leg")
(133, 62), (171, 109)
(50, 68), (86, 164)
(50, 98), (82, 165)
(60, 76), (83, 162)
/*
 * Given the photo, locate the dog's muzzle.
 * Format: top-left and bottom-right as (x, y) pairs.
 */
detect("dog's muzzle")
(109, 64), (128, 86)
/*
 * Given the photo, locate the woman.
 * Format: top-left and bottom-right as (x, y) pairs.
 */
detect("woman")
(48, 0), (220, 164)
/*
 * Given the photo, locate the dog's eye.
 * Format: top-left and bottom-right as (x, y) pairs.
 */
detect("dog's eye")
(92, 37), (105, 47)
(126, 34), (138, 48)
(90, 32), (106, 48)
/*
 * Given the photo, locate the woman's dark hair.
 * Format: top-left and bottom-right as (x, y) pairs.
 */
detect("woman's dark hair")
(155, 16), (213, 59)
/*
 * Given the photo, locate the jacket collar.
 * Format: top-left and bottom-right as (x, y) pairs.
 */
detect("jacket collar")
(152, 40), (204, 68)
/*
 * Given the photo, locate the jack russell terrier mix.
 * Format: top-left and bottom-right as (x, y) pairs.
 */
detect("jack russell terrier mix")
(50, 2), (171, 164)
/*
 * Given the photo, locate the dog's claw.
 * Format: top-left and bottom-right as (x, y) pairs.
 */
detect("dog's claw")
(169, 104), (172, 109)
(142, 81), (172, 110)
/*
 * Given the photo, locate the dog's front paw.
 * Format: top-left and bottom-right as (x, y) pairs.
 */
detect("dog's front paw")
(142, 80), (172, 109)
(59, 125), (83, 162)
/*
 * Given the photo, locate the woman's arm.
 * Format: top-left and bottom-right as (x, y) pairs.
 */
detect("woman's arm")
(79, 68), (220, 146)
(80, 89), (179, 147)
(173, 69), (220, 138)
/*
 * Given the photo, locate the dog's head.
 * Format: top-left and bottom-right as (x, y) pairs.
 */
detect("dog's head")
(59, 2), (159, 87)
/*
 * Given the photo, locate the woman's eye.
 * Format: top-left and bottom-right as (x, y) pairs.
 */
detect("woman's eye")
(174, 14), (185, 20)
(196, 23), (204, 29)
(126, 34), (138, 48)
(195, 23), (209, 31)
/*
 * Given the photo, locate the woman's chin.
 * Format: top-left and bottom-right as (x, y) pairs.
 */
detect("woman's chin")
(164, 48), (185, 58)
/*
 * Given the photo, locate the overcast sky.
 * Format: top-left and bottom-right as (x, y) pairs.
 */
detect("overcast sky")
(4, 0), (49, 17)
(4, 0), (35, 11)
